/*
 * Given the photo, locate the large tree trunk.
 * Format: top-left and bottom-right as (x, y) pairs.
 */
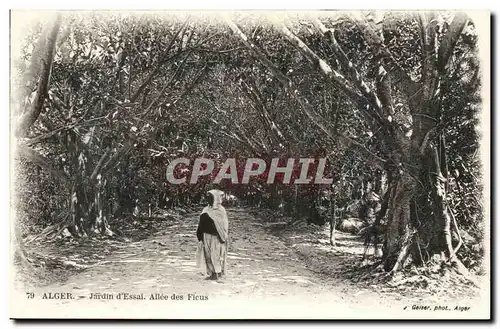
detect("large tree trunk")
(228, 13), (471, 273)
(383, 169), (415, 272)
(16, 15), (61, 136)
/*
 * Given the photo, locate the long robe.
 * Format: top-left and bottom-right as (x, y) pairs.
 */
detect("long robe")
(196, 190), (228, 276)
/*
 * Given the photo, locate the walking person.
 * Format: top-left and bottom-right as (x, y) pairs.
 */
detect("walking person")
(196, 189), (228, 280)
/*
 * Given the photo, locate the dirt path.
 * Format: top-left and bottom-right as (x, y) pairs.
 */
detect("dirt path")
(11, 208), (487, 319)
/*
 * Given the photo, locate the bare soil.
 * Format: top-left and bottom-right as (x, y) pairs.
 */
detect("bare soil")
(11, 207), (488, 319)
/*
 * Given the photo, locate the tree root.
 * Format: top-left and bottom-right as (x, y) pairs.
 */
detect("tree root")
(448, 204), (464, 255)
(389, 228), (416, 273)
(24, 213), (72, 244)
(449, 256), (480, 288)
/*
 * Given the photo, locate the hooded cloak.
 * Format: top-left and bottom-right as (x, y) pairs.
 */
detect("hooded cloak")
(200, 189), (229, 242)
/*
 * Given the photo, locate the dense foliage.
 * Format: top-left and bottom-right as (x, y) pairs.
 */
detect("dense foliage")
(13, 11), (485, 274)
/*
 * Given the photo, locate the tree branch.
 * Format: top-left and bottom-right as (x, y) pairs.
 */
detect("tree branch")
(240, 77), (286, 146)
(139, 51), (195, 117)
(130, 21), (188, 103)
(276, 21), (367, 107)
(16, 15), (61, 137)
(23, 124), (74, 146)
(314, 19), (384, 114)
(225, 18), (291, 87)
(16, 144), (69, 183)
(351, 13), (419, 98)
(438, 13), (468, 75)
(90, 147), (111, 181)
(228, 17), (387, 168)
(100, 141), (134, 175)
(98, 65), (208, 176)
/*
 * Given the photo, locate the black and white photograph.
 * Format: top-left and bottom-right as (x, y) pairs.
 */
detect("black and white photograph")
(8, 9), (491, 319)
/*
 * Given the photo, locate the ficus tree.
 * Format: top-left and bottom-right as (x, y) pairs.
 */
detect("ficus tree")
(225, 11), (482, 273)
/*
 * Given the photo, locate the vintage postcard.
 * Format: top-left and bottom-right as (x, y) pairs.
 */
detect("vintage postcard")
(9, 9), (491, 320)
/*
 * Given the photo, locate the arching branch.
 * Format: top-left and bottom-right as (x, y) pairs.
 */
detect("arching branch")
(227, 18), (387, 169)
(16, 15), (61, 137)
(438, 13), (469, 75)
(314, 18), (384, 114)
(276, 21), (367, 108)
(350, 12), (419, 98)
(225, 18), (291, 87)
